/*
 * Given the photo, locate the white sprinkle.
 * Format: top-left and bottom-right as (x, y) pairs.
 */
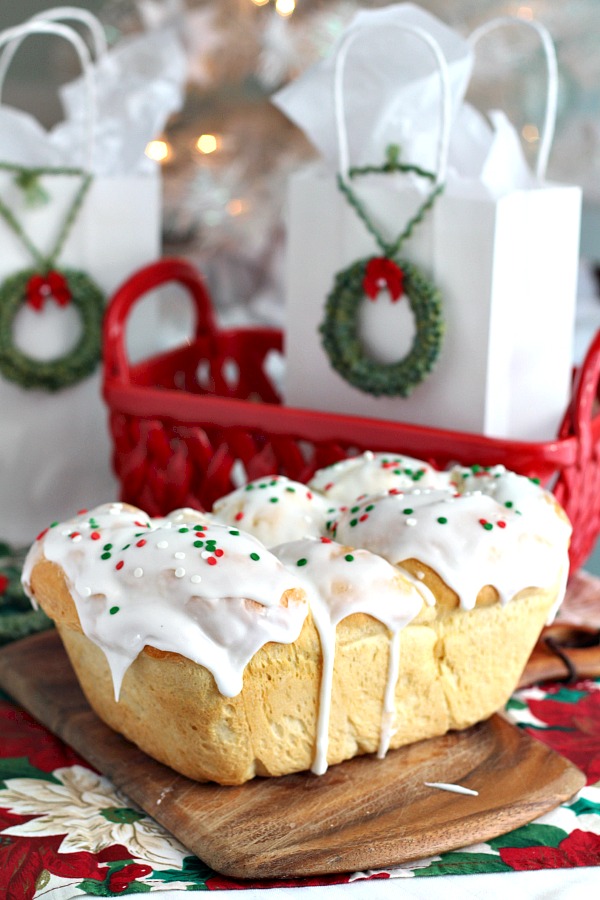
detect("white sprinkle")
(81, 586), (92, 598)
(71, 534), (82, 543)
(109, 503), (123, 514)
(424, 782), (478, 797)
(190, 574), (202, 584)
(416, 570), (425, 580)
(174, 567), (186, 578)
(133, 567), (144, 578)
(365, 450), (374, 460)
(201, 550), (211, 559)
(405, 518), (417, 527)
(174, 551), (186, 560)
(157, 540), (169, 549)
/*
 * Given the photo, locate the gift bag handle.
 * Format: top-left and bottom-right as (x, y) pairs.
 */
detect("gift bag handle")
(0, 5), (107, 97)
(469, 16), (558, 181)
(0, 20), (96, 170)
(104, 259), (219, 385)
(334, 22), (452, 187)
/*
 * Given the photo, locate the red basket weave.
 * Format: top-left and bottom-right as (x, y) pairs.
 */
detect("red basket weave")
(103, 258), (600, 572)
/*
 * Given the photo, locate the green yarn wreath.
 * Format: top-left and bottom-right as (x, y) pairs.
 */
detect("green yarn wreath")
(0, 268), (104, 392)
(320, 256), (444, 398)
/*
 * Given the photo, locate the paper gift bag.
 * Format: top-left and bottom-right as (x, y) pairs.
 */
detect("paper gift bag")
(0, 13), (182, 546)
(279, 8), (582, 442)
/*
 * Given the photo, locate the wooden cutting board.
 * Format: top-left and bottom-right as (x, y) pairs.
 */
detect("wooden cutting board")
(0, 629), (586, 880)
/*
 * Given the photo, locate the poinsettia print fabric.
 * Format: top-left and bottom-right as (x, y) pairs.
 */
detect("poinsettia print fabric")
(0, 680), (599, 897)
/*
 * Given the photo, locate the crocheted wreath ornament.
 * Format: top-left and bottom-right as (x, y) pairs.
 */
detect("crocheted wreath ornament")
(319, 147), (445, 398)
(320, 255), (444, 397)
(0, 267), (104, 392)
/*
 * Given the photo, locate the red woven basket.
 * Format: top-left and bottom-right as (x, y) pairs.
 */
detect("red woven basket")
(103, 258), (600, 572)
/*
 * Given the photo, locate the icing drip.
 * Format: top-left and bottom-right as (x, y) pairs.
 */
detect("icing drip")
(273, 538), (425, 774)
(23, 504), (307, 699)
(308, 451), (439, 501)
(212, 475), (331, 547)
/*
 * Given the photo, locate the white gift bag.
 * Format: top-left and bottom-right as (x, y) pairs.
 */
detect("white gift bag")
(280, 10), (582, 442)
(0, 15), (165, 546)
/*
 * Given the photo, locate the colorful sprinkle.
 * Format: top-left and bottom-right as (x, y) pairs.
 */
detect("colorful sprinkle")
(133, 567), (144, 578)
(437, 517), (448, 524)
(109, 606), (120, 615)
(90, 531), (101, 541)
(344, 554), (355, 562)
(115, 560), (124, 571)
(250, 552), (260, 561)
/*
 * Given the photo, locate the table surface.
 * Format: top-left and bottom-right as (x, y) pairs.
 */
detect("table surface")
(0, 573), (599, 899)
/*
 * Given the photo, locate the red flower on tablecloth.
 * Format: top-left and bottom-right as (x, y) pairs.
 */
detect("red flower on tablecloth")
(0, 700), (83, 774)
(523, 685), (600, 785)
(500, 829), (600, 870)
(362, 257), (404, 301)
(26, 270), (71, 312)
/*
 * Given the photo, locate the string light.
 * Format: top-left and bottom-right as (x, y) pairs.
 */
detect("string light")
(522, 123), (540, 143)
(145, 140), (172, 163)
(275, 0), (296, 17)
(516, 6), (534, 20)
(250, 0), (270, 6)
(196, 134), (219, 155)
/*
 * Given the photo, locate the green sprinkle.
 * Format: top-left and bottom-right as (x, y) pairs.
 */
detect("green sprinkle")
(194, 540), (204, 548)
(50, 521), (59, 528)
(437, 516), (448, 524)
(229, 529), (240, 536)
(504, 501), (514, 508)
(483, 522), (493, 531)
(296, 558), (308, 567)
(178, 527), (189, 533)
(250, 552), (260, 561)
(403, 508), (413, 515)
(350, 505), (360, 513)
(365, 504), (375, 512)
(350, 518), (358, 527)
(101, 552), (111, 560)
(259, 483), (268, 489)
(269, 497), (279, 503)
(245, 484), (254, 491)
(344, 554), (355, 562)
(121, 543), (131, 550)
(285, 486), (296, 493)
(109, 606), (119, 615)
(529, 477), (541, 485)
(103, 543), (113, 551)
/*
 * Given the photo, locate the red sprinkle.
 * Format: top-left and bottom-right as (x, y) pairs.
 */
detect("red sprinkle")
(214, 548), (224, 557)
(359, 514), (369, 522)
(320, 537), (332, 543)
(234, 512), (244, 521)
(324, 482), (334, 491)
(497, 520), (507, 529)
(136, 539), (147, 547)
(207, 557), (218, 566)
(306, 491), (313, 500)
(70, 532), (81, 540)
(77, 508), (88, 515)
(388, 488), (401, 495)
(90, 531), (101, 541)
(115, 560), (124, 571)
(36, 528), (49, 542)
(134, 520), (148, 528)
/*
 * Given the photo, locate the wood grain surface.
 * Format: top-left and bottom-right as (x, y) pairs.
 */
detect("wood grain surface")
(0, 629), (586, 879)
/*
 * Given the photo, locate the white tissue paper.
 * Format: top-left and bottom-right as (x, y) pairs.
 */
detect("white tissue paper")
(276, 2), (582, 441)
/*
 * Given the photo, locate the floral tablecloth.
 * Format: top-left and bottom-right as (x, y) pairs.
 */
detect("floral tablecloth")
(1, 558), (600, 897)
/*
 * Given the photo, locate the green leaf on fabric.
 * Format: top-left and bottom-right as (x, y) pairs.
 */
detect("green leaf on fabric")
(505, 697), (528, 711)
(488, 823), (568, 850)
(151, 855), (213, 887)
(412, 852), (512, 877)
(546, 687), (590, 704)
(0, 757), (61, 787)
(569, 796), (600, 816)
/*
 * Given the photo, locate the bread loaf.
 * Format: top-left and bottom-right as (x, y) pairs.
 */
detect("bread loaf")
(22, 454), (571, 785)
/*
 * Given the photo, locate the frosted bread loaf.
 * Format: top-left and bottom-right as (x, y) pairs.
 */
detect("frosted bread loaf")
(22, 455), (571, 785)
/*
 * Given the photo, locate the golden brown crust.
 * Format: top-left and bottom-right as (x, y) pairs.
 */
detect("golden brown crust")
(28, 551), (560, 784)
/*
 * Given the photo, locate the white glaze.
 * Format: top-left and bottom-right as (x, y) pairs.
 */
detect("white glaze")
(212, 475), (332, 547)
(331, 471), (571, 609)
(22, 504), (307, 699)
(308, 451), (439, 501)
(273, 538), (426, 773)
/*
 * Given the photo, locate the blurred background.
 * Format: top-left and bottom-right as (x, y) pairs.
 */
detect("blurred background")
(1, 0), (598, 331)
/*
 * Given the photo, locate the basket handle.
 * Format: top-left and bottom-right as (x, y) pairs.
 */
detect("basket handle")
(103, 258), (219, 384)
(559, 329), (600, 456)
